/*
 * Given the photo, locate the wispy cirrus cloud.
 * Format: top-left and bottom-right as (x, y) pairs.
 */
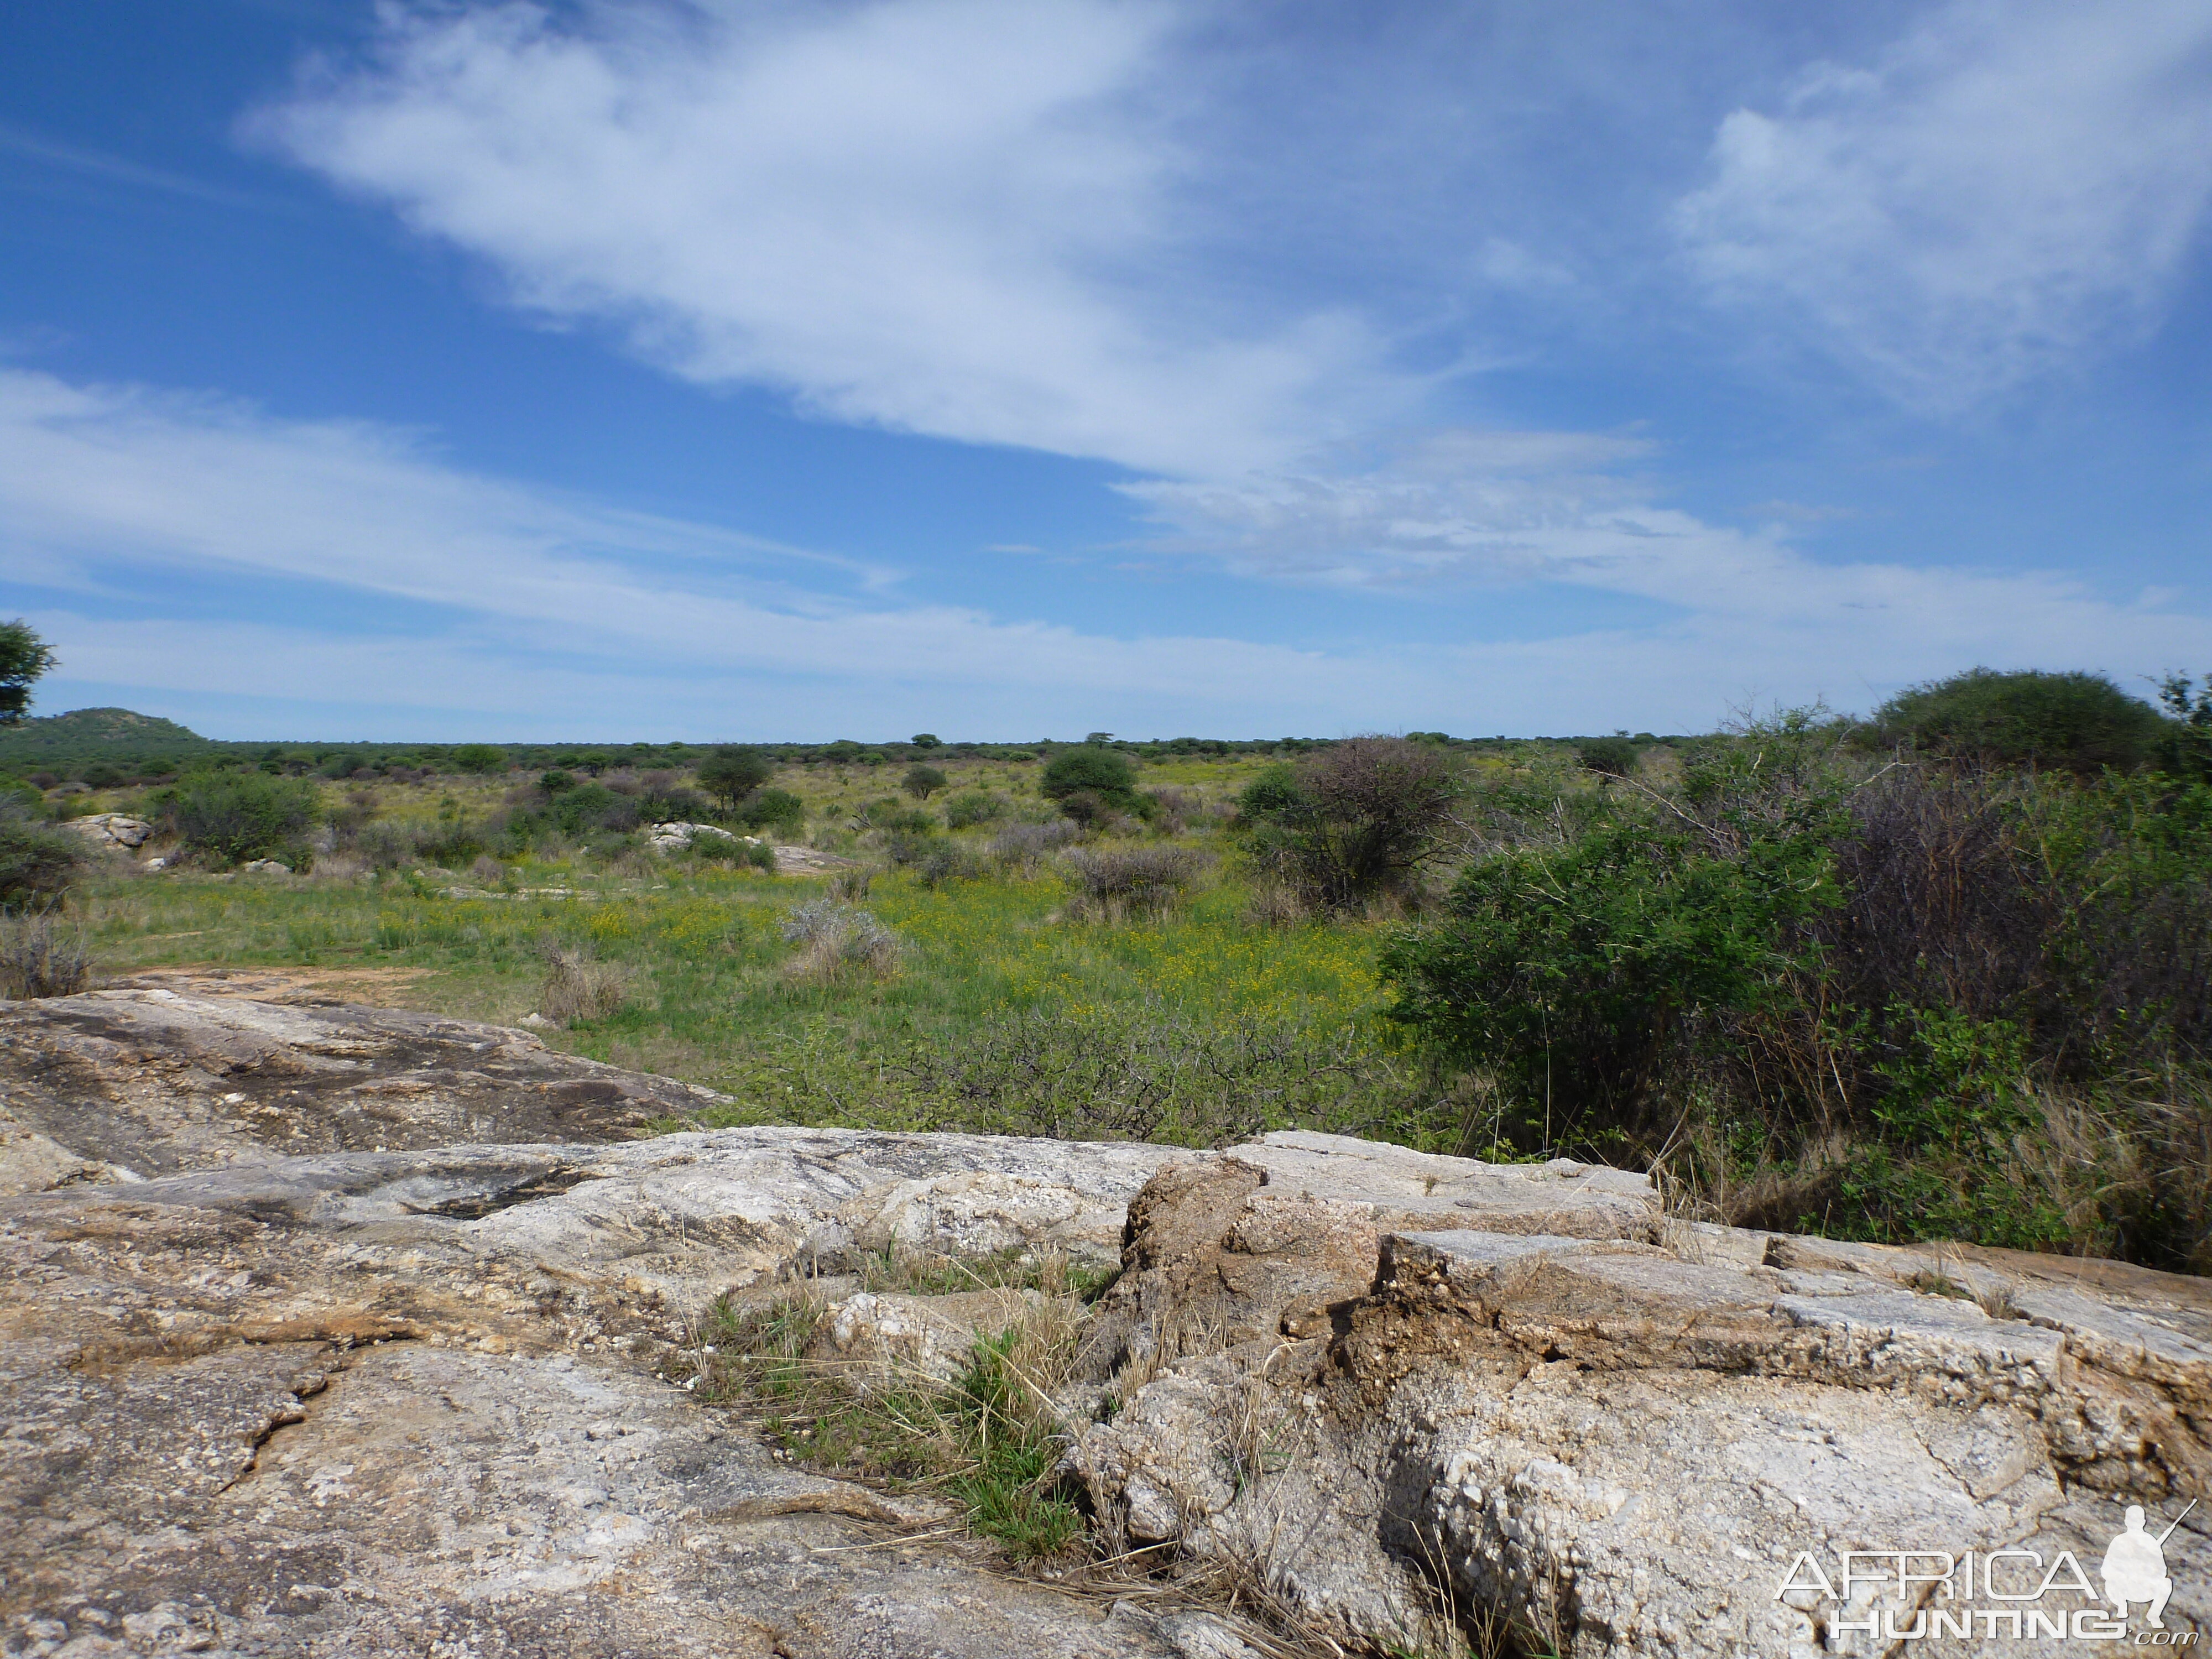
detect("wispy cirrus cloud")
(1673, 0), (2212, 409)
(11, 363), (2206, 742)
(0, 121), (282, 212)
(0, 366), (1416, 733)
(1124, 429), (2212, 681)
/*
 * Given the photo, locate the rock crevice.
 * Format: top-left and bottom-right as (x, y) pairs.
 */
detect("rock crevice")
(2, 993), (2205, 1656)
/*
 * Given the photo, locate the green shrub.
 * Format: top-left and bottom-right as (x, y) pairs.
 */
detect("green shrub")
(1382, 718), (2212, 1266)
(1574, 735), (1639, 779)
(902, 763), (949, 800)
(0, 619), (57, 726)
(451, 744), (508, 776)
(1041, 746), (1138, 811)
(943, 789), (1009, 829)
(738, 787), (805, 834)
(1385, 805), (1839, 1148)
(851, 796), (933, 834)
(505, 782), (636, 844)
(0, 806), (84, 911)
(1872, 667), (2165, 775)
(156, 770), (319, 868)
(417, 801), (489, 867)
(2158, 672), (2212, 781)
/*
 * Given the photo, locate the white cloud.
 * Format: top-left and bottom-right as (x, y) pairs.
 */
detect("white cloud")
(1125, 430), (2212, 695)
(249, 0), (1411, 477)
(0, 366), (1425, 733)
(1673, 0), (2212, 409)
(9, 368), (2206, 741)
(1123, 429), (1660, 587)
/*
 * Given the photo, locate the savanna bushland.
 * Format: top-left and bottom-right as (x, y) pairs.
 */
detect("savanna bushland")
(8, 665), (2212, 1274)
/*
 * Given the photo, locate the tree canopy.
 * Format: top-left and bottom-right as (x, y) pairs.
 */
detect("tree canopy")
(697, 747), (774, 808)
(0, 620), (58, 726)
(1873, 668), (2165, 775)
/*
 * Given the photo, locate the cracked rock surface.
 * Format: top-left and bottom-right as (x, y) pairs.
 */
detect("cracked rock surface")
(6, 991), (2210, 1657)
(1066, 1154), (2212, 1656)
(0, 989), (725, 1191)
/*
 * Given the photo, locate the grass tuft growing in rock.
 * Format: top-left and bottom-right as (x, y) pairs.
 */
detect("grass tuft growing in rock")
(682, 1255), (1100, 1564)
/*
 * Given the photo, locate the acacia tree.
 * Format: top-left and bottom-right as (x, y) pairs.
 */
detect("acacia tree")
(696, 747), (773, 811)
(1, 620), (57, 725)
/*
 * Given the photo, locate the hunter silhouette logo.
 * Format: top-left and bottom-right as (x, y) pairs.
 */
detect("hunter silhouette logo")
(2104, 1501), (2195, 1630)
(1775, 1500), (2200, 1643)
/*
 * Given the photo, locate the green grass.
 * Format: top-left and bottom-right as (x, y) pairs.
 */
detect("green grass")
(65, 740), (1444, 1147)
(81, 856), (1382, 1057)
(687, 1276), (1093, 1563)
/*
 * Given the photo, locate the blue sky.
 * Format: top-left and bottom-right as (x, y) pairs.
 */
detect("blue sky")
(4, 0), (2211, 740)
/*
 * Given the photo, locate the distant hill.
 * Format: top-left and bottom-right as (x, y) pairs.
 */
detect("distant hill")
(0, 707), (215, 761)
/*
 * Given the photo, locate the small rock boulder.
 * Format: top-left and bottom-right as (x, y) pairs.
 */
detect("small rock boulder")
(646, 821), (745, 852)
(807, 1287), (1044, 1385)
(66, 813), (153, 850)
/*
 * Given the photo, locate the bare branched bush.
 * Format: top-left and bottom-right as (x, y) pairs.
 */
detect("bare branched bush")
(886, 833), (986, 888)
(1239, 735), (1459, 910)
(780, 899), (901, 982)
(1242, 882), (1310, 929)
(0, 914), (93, 998)
(826, 864), (877, 901)
(538, 945), (627, 1025)
(354, 820), (425, 871)
(990, 819), (1079, 875)
(1062, 845), (1211, 921)
(1143, 785), (1203, 834)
